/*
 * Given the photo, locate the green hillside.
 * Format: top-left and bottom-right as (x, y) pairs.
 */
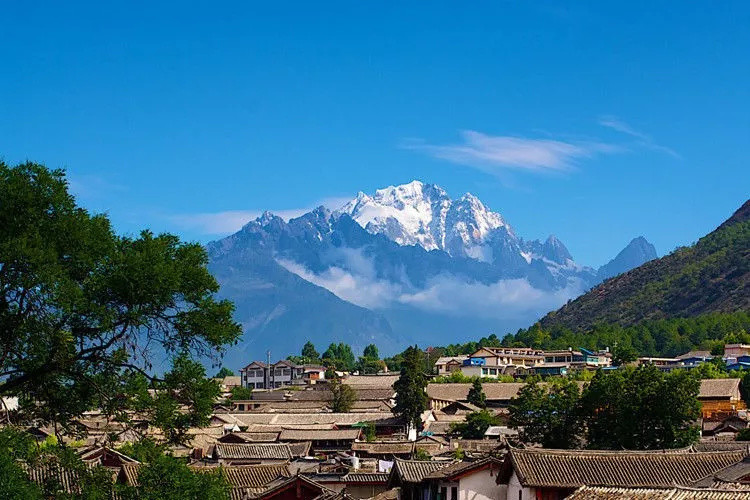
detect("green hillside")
(539, 200), (750, 331)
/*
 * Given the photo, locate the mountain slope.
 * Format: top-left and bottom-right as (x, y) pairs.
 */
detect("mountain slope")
(597, 236), (657, 281)
(207, 229), (397, 366)
(540, 200), (750, 330)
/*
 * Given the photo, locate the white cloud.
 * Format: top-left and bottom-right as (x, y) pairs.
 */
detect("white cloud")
(278, 254), (583, 321)
(404, 130), (618, 176)
(598, 115), (680, 158)
(277, 258), (401, 310)
(169, 196), (352, 236)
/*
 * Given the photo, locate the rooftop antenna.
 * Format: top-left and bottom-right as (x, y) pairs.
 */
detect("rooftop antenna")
(266, 350), (271, 391)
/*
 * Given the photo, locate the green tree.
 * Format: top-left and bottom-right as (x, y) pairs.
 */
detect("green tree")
(229, 385), (254, 401)
(467, 379), (487, 409)
(0, 162), (241, 435)
(0, 427), (43, 499)
(741, 371), (750, 403)
(301, 341), (320, 363)
(736, 428), (750, 441)
(581, 365), (700, 450)
(450, 410), (499, 439)
(117, 438), (168, 464)
(612, 342), (638, 366)
(149, 354), (222, 445)
(322, 343), (356, 372)
(214, 367), (234, 379)
(363, 344), (379, 359)
(393, 346), (428, 430)
(330, 379), (357, 412)
(117, 454), (230, 500)
(509, 378), (583, 449)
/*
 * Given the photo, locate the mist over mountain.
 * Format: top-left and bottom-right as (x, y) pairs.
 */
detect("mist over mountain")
(208, 181), (657, 366)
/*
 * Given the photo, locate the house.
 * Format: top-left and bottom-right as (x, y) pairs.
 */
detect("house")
(675, 350), (714, 367)
(427, 383), (527, 410)
(496, 447), (747, 500)
(434, 357), (470, 375)
(250, 474), (345, 500)
(702, 414), (750, 440)
(240, 360), (307, 389)
(305, 472), (391, 499)
(699, 379), (747, 419)
(351, 441), (415, 459)
(422, 457), (504, 500)
(388, 459), (455, 500)
(725, 345), (750, 358)
(277, 429), (361, 454)
(212, 443), (294, 465)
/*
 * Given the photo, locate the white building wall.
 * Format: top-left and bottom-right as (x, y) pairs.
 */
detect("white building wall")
(458, 469), (502, 500)
(506, 471), (535, 500)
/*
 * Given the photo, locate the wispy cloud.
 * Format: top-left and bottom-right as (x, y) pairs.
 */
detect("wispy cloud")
(404, 130), (618, 176)
(169, 196), (351, 236)
(598, 115), (680, 158)
(278, 254), (584, 320)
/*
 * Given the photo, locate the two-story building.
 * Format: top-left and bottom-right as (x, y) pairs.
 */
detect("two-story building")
(239, 359), (306, 389)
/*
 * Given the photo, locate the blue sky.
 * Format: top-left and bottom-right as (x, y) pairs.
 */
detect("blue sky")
(1, 1), (748, 267)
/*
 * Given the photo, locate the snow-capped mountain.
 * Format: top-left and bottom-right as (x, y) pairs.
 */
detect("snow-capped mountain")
(339, 180), (581, 277)
(340, 180), (509, 261)
(207, 180), (657, 364)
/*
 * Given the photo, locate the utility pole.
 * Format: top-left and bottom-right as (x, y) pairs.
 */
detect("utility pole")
(266, 350), (271, 391)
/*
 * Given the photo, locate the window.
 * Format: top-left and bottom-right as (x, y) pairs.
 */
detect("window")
(451, 487), (457, 500)
(518, 491), (522, 500)
(440, 487), (447, 500)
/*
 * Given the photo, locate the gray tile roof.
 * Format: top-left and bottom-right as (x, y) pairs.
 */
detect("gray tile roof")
(568, 486), (750, 499)
(278, 429), (361, 441)
(390, 459), (454, 484)
(214, 443), (293, 460)
(507, 448), (747, 489)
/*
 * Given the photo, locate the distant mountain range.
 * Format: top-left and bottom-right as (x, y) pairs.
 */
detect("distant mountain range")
(540, 199), (750, 331)
(208, 181), (657, 366)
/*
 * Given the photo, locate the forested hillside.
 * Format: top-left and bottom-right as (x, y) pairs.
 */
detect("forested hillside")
(539, 200), (750, 331)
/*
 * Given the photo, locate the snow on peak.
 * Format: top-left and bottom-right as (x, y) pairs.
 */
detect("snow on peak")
(339, 180), (509, 256)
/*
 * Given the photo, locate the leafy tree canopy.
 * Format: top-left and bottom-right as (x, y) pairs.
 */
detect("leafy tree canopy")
(393, 345), (428, 430)
(467, 379), (487, 409)
(329, 379), (357, 413)
(0, 161), (242, 441)
(322, 343), (356, 372)
(214, 367), (234, 379)
(450, 410), (499, 439)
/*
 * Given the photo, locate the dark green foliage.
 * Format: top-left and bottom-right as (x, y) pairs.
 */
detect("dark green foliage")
(741, 372), (750, 403)
(151, 354), (222, 445)
(330, 379), (357, 412)
(0, 452), (42, 499)
(302, 341), (320, 362)
(214, 367), (234, 378)
(509, 378), (583, 449)
(363, 344), (379, 359)
(0, 161), (242, 434)
(322, 343), (356, 371)
(362, 423), (376, 442)
(736, 428), (750, 441)
(611, 342), (638, 366)
(117, 438), (168, 464)
(0, 427), (42, 499)
(230, 385), (254, 401)
(509, 367), (701, 450)
(117, 454), (230, 500)
(539, 201), (750, 331)
(467, 379), (487, 408)
(450, 410), (499, 439)
(582, 366), (700, 450)
(412, 448), (431, 461)
(393, 346), (428, 430)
